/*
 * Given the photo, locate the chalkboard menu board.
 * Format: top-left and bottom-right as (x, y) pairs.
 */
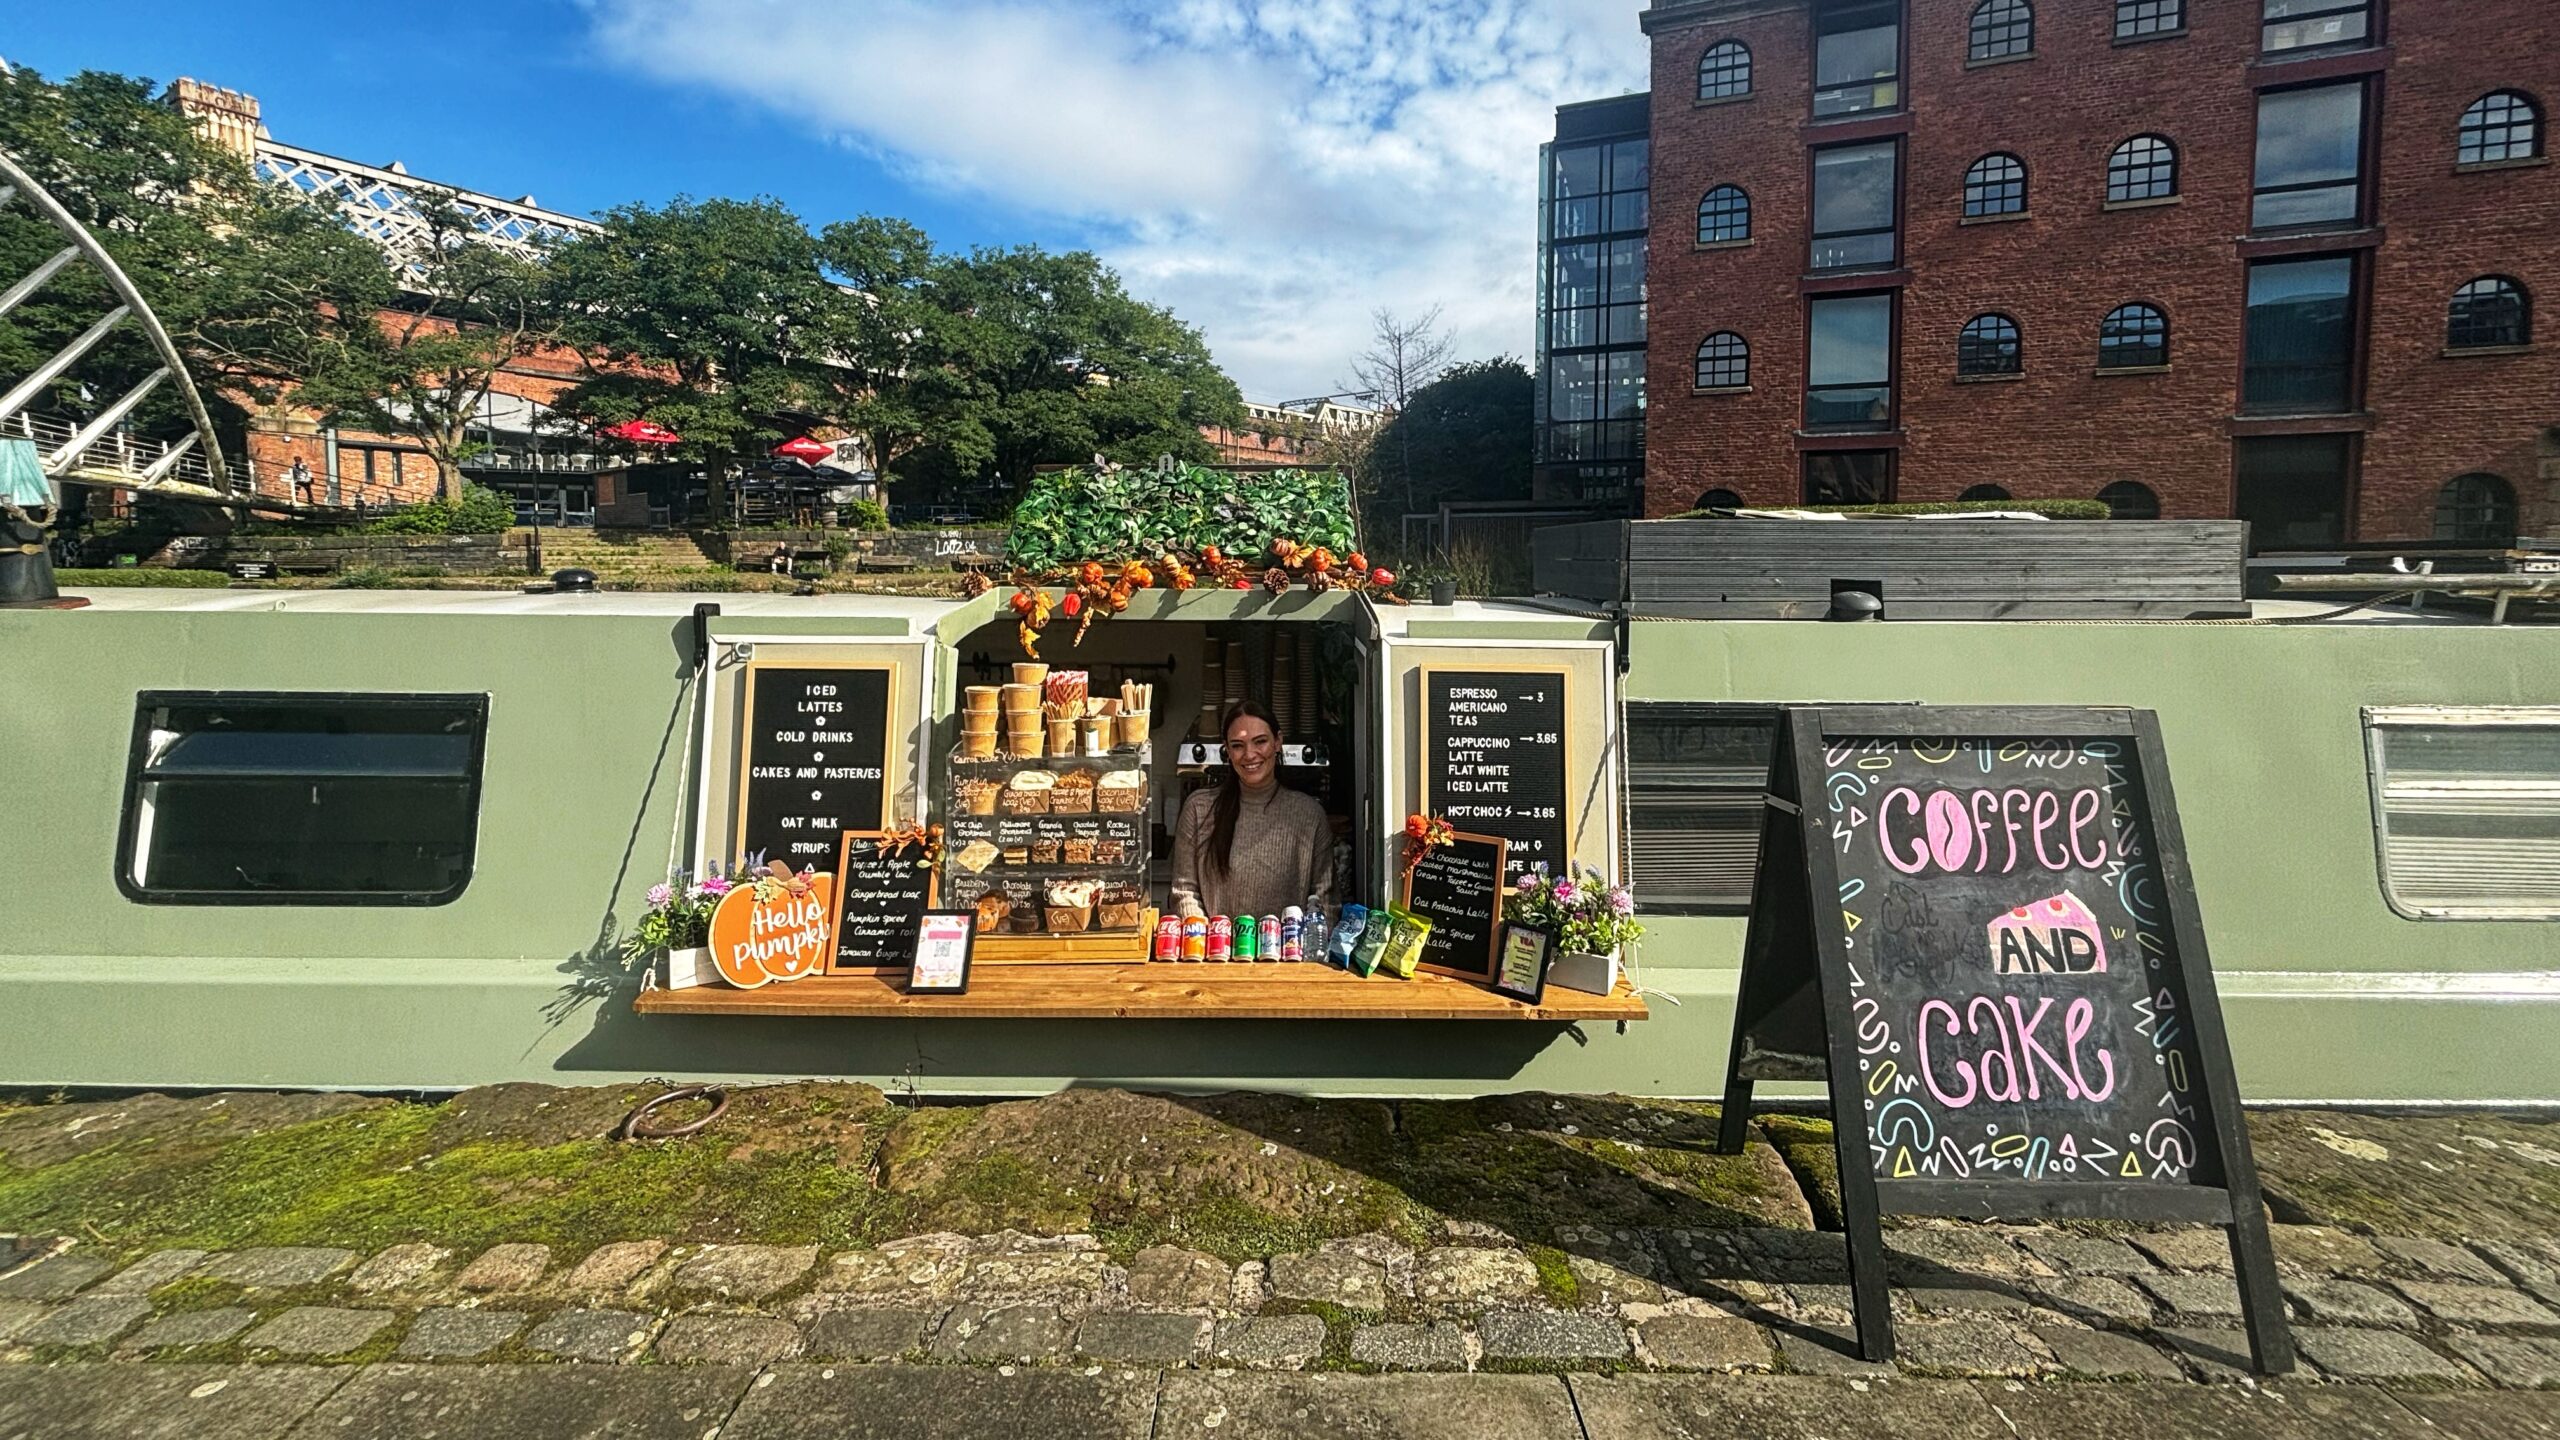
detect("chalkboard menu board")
(828, 831), (938, 974)
(735, 663), (894, 868)
(1715, 706), (2291, 1374)
(1422, 669), (1569, 887)
(1401, 830), (1507, 979)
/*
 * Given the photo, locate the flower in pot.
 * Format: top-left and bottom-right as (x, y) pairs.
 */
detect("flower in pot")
(1504, 866), (1642, 996)
(625, 869), (730, 988)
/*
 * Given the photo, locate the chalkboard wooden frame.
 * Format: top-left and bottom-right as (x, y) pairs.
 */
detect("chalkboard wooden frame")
(1417, 665), (1574, 885)
(732, 660), (899, 865)
(824, 830), (940, 976)
(1714, 705), (2293, 1374)
(1401, 829), (1509, 980)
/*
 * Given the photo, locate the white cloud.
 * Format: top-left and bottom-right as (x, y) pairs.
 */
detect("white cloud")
(579, 0), (1649, 399)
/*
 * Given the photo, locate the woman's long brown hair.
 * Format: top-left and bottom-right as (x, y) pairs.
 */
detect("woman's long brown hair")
(1203, 700), (1282, 885)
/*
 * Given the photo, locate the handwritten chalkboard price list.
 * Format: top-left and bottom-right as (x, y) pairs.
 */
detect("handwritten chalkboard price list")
(1427, 671), (1567, 887)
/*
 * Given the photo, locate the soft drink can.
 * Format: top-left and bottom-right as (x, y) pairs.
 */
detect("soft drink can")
(1233, 914), (1258, 960)
(1279, 905), (1304, 962)
(1181, 916), (1208, 961)
(1153, 916), (1181, 961)
(1257, 914), (1281, 959)
(1206, 915), (1234, 961)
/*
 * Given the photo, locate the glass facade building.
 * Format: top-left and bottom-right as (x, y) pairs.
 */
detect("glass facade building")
(1537, 93), (1651, 513)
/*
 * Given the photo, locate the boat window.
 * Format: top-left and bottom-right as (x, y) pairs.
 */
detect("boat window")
(2363, 706), (2560, 921)
(1625, 702), (1780, 914)
(119, 692), (489, 905)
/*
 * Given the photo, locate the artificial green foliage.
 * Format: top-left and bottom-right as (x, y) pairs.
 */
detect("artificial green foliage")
(1004, 463), (1356, 574)
(1675, 499), (2114, 520)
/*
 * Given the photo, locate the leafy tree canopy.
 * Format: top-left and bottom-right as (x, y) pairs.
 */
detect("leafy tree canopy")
(1365, 356), (1533, 528)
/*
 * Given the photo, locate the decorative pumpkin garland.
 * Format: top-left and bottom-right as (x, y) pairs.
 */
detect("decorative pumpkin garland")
(1401, 812), (1457, 879)
(969, 537), (1405, 657)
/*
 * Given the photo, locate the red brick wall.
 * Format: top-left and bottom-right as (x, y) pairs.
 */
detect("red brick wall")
(1643, 0), (2560, 538)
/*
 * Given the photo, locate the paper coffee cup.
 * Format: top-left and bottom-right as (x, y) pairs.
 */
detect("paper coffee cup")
(1118, 712), (1149, 747)
(1000, 683), (1039, 713)
(964, 686), (1000, 712)
(1011, 663), (1048, 688)
(960, 731), (997, 758)
(960, 710), (997, 735)
(1046, 718), (1076, 752)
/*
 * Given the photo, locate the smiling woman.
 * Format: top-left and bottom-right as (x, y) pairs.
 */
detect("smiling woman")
(1171, 701), (1335, 921)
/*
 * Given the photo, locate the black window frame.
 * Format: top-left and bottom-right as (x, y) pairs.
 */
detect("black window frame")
(1962, 152), (2027, 218)
(2099, 302), (2169, 369)
(2447, 276), (2531, 349)
(1698, 40), (1754, 101)
(1805, 292), (1898, 429)
(117, 690), (490, 907)
(1625, 701), (1782, 916)
(1969, 0), (2033, 60)
(1812, 0), (1904, 120)
(1697, 184), (1752, 244)
(2107, 135), (2179, 203)
(2098, 480), (2162, 519)
(2262, 0), (2371, 55)
(1957, 312), (2024, 375)
(2458, 91), (2543, 166)
(2242, 253), (2359, 414)
(2434, 473), (2518, 545)
(2252, 80), (2369, 231)
(2114, 0), (2185, 40)
(1694, 488), (1746, 511)
(1809, 139), (1901, 271)
(1802, 449), (1897, 505)
(1696, 331), (1752, 389)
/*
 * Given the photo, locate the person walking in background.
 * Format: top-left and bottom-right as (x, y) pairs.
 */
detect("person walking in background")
(289, 456), (313, 506)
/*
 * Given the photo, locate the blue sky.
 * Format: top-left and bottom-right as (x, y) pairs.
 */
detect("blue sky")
(6, 1), (1648, 399)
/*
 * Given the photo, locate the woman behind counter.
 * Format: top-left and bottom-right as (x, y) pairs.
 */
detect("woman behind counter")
(1171, 701), (1335, 921)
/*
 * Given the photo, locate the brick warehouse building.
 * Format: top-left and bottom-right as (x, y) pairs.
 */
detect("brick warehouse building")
(1632, 0), (2560, 544)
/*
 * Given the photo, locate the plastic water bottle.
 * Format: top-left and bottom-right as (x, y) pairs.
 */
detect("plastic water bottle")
(1279, 906), (1303, 962)
(1329, 904), (1369, 966)
(1300, 899), (1330, 967)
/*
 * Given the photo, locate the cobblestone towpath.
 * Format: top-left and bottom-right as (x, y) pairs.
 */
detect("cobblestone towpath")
(0, 1086), (2555, 1436)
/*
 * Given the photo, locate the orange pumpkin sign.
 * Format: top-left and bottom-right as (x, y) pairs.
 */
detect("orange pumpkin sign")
(708, 873), (837, 988)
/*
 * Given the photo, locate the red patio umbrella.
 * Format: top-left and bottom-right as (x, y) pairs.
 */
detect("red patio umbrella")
(600, 419), (683, 446)
(772, 435), (832, 463)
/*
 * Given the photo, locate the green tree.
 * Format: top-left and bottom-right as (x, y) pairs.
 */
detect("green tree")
(0, 68), (392, 450)
(913, 243), (1243, 498)
(813, 215), (942, 490)
(294, 192), (558, 500)
(1364, 357), (1533, 530)
(542, 196), (836, 516)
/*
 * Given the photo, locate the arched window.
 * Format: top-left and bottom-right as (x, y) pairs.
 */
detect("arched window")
(1696, 186), (1751, 244)
(1969, 0), (2033, 61)
(2448, 277), (2530, 349)
(1957, 313), (2023, 375)
(2099, 303), (2168, 369)
(2114, 0), (2183, 42)
(1963, 154), (2027, 218)
(2098, 481), (2161, 520)
(1698, 41), (1752, 101)
(1959, 483), (2014, 501)
(2459, 91), (2542, 166)
(1695, 332), (1750, 389)
(2107, 135), (2178, 203)
(2435, 473), (2518, 544)
(1694, 488), (1745, 512)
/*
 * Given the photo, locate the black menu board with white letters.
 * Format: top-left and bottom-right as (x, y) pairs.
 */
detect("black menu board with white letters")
(735, 664), (893, 867)
(1422, 669), (1570, 887)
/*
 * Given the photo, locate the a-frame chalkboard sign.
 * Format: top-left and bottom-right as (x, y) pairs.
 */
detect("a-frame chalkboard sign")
(1715, 706), (2293, 1373)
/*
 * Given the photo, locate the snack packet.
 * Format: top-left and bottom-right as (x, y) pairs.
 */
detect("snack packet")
(1348, 909), (1394, 978)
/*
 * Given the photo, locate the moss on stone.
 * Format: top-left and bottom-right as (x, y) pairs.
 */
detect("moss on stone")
(149, 1275), (245, 1312)
(1754, 1114), (1844, 1230)
(1525, 1245), (1580, 1307)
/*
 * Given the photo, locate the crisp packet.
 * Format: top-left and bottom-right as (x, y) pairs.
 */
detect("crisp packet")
(1348, 908), (1394, 977)
(1374, 907), (1431, 979)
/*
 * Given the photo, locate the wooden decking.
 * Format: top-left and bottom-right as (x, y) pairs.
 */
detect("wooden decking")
(631, 962), (1648, 1022)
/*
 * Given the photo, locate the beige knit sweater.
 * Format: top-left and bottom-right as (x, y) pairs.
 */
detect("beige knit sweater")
(1170, 782), (1335, 920)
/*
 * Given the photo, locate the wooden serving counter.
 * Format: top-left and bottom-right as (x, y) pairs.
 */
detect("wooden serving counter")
(633, 962), (1648, 1023)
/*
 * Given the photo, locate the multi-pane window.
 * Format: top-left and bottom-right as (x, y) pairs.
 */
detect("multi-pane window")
(2107, 135), (2179, 202)
(2254, 83), (2366, 229)
(1697, 186), (1751, 244)
(1549, 137), (1649, 241)
(2448, 277), (2530, 349)
(1541, 133), (1647, 468)
(2434, 474), (2520, 545)
(1545, 349), (1647, 461)
(2099, 303), (2168, 368)
(1696, 332), (1751, 388)
(1963, 153), (2026, 217)
(2243, 256), (2356, 413)
(2263, 0), (2370, 54)
(2361, 706), (2560, 919)
(1969, 0), (2033, 60)
(2098, 480), (2162, 519)
(1698, 40), (1753, 100)
(118, 692), (489, 904)
(2458, 92), (2542, 166)
(2114, 0), (2184, 40)
(1626, 703), (1781, 915)
(1957, 313), (2023, 375)
(1811, 141), (1899, 269)
(1807, 293), (1895, 427)
(1814, 0), (1902, 119)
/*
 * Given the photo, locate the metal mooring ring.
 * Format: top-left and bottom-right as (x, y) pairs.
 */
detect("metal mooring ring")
(616, 1085), (729, 1141)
